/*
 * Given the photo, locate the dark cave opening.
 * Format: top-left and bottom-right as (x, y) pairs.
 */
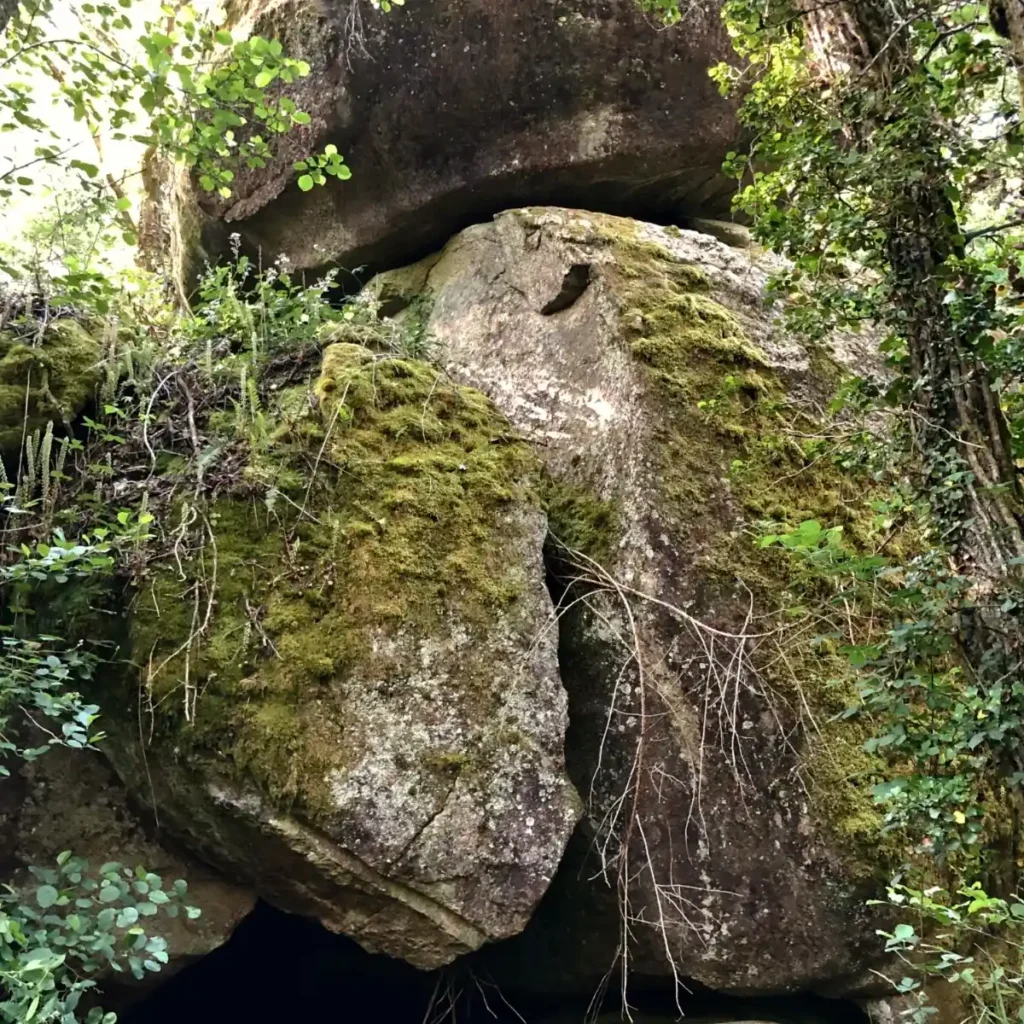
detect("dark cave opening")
(119, 900), (870, 1024)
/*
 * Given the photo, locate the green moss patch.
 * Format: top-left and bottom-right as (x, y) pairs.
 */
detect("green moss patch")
(590, 215), (897, 874)
(130, 342), (541, 817)
(0, 320), (101, 454)
(542, 475), (620, 566)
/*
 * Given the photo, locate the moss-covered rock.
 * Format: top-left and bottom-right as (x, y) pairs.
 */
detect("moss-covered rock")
(0, 319), (101, 455)
(366, 207), (898, 995)
(109, 341), (579, 969)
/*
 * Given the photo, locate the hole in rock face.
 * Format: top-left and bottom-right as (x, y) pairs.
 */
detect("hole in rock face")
(541, 264), (592, 315)
(120, 901), (870, 1024)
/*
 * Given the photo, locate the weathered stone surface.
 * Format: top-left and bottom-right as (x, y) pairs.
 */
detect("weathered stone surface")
(102, 344), (580, 969)
(4, 745), (255, 978)
(145, 0), (739, 282)
(685, 216), (753, 248)
(362, 207), (894, 995)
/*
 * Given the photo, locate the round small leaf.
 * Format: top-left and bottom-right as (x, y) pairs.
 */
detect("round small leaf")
(36, 885), (59, 909)
(99, 884), (121, 903)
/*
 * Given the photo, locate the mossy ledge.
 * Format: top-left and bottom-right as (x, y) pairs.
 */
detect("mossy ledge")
(129, 342), (544, 820)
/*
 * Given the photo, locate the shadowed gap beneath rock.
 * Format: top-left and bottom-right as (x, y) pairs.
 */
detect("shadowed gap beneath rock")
(117, 900), (871, 1023)
(541, 264), (591, 315)
(230, 155), (741, 297)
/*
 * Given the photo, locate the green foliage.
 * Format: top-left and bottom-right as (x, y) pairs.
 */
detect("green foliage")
(0, 854), (196, 1023)
(0, 439), (184, 1020)
(0, 2), (340, 202)
(705, 3), (1024, 361)
(0, 194), (120, 299)
(757, 513), (1024, 860)
(875, 880), (1024, 1022)
(294, 144), (352, 192)
(183, 239), (343, 359)
(0, 637), (102, 774)
(0, 527), (116, 776)
(0, 0), (404, 304)
(319, 291), (437, 361)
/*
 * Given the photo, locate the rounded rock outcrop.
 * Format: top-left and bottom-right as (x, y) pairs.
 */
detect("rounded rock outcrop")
(102, 342), (580, 969)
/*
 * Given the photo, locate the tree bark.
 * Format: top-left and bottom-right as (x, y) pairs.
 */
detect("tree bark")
(990, 0), (1024, 108)
(0, 0), (17, 38)
(804, 0), (1024, 578)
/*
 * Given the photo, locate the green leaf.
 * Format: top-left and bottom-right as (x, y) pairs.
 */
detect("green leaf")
(297, 174), (314, 191)
(98, 884), (120, 903)
(36, 884), (59, 909)
(116, 906), (139, 927)
(69, 160), (99, 178)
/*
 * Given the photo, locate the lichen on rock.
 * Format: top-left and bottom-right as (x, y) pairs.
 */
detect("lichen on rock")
(108, 339), (579, 968)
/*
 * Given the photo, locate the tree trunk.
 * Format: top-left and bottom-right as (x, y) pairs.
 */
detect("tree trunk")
(804, 0), (1024, 579)
(886, 165), (1024, 576)
(0, 0), (17, 38)
(990, 0), (1024, 107)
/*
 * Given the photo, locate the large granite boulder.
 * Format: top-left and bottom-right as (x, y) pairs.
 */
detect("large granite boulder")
(360, 207), (895, 995)
(141, 0), (740, 284)
(101, 343), (580, 969)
